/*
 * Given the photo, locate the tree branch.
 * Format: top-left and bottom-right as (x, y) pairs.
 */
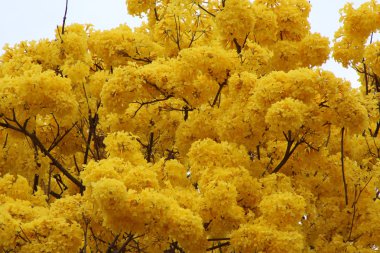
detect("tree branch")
(116, 50), (153, 63)
(0, 114), (85, 193)
(206, 242), (230, 251)
(132, 95), (174, 117)
(347, 177), (372, 241)
(271, 131), (303, 174)
(62, 0), (69, 35)
(341, 127), (348, 206)
(211, 75), (229, 107)
(197, 3), (216, 17)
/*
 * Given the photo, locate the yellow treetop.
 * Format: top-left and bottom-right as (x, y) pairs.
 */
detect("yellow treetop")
(1, 0), (380, 252)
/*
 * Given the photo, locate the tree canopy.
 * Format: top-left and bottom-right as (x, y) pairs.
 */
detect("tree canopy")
(1, 0), (380, 252)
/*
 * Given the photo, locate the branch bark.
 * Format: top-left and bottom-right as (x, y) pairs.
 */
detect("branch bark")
(62, 0), (69, 34)
(341, 127), (348, 206)
(271, 131), (302, 174)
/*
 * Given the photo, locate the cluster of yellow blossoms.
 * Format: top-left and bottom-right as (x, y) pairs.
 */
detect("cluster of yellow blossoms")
(1, 0), (380, 252)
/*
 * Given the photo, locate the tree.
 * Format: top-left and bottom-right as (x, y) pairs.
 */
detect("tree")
(0, 0), (380, 252)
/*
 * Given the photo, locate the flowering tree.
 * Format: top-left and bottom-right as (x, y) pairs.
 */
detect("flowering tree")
(1, 0), (380, 252)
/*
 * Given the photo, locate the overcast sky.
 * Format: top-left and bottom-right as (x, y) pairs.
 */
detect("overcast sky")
(0, 0), (370, 87)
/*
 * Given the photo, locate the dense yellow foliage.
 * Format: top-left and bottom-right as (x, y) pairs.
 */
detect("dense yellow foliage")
(1, 0), (380, 252)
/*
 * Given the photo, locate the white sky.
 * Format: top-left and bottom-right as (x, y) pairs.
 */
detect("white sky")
(0, 0), (371, 87)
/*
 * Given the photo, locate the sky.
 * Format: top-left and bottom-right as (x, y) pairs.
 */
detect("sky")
(0, 0), (371, 87)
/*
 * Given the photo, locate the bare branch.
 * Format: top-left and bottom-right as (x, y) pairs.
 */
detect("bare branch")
(341, 127), (348, 206)
(2, 132), (8, 148)
(62, 0), (69, 34)
(271, 131), (303, 174)
(116, 50), (153, 63)
(48, 120), (77, 152)
(32, 174), (39, 194)
(106, 234), (120, 253)
(197, 3), (216, 17)
(114, 233), (134, 253)
(347, 177), (372, 241)
(132, 95), (174, 117)
(206, 242), (230, 251)
(211, 73), (229, 107)
(0, 115), (85, 193)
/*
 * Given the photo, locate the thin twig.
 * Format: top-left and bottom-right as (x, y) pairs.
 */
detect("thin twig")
(132, 95), (173, 117)
(48, 121), (77, 152)
(115, 234), (134, 253)
(197, 3), (216, 17)
(62, 0), (69, 34)
(341, 127), (348, 206)
(106, 234), (120, 253)
(116, 50), (152, 63)
(206, 242), (230, 251)
(271, 131), (303, 174)
(347, 177), (372, 241)
(2, 132), (8, 148)
(211, 74), (229, 107)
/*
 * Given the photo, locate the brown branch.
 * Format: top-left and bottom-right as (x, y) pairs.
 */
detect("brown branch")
(318, 100), (329, 108)
(374, 74), (380, 92)
(84, 112), (99, 164)
(79, 214), (91, 253)
(165, 241), (185, 253)
(174, 15), (181, 51)
(256, 145), (261, 160)
(271, 131), (302, 174)
(73, 154), (81, 175)
(132, 95), (174, 117)
(146, 132), (154, 162)
(362, 60), (369, 95)
(211, 76), (229, 107)
(0, 114), (85, 193)
(186, 15), (206, 48)
(369, 121), (380, 137)
(47, 167), (53, 200)
(372, 136), (380, 158)
(324, 123), (331, 147)
(347, 177), (372, 241)
(197, 3), (216, 17)
(159, 104), (194, 121)
(303, 140), (319, 152)
(363, 132), (376, 157)
(165, 148), (179, 160)
(90, 227), (108, 250)
(116, 50), (152, 63)
(115, 234), (134, 253)
(207, 238), (230, 241)
(48, 118), (77, 152)
(144, 79), (170, 96)
(206, 242), (230, 251)
(81, 85), (102, 163)
(233, 38), (242, 54)
(106, 234), (120, 253)
(241, 33), (250, 49)
(352, 177), (372, 209)
(154, 7), (160, 21)
(17, 226), (31, 243)
(341, 127), (348, 206)
(32, 174), (39, 194)
(62, 0), (69, 34)
(136, 132), (158, 162)
(233, 33), (250, 54)
(50, 190), (62, 199)
(2, 132), (8, 148)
